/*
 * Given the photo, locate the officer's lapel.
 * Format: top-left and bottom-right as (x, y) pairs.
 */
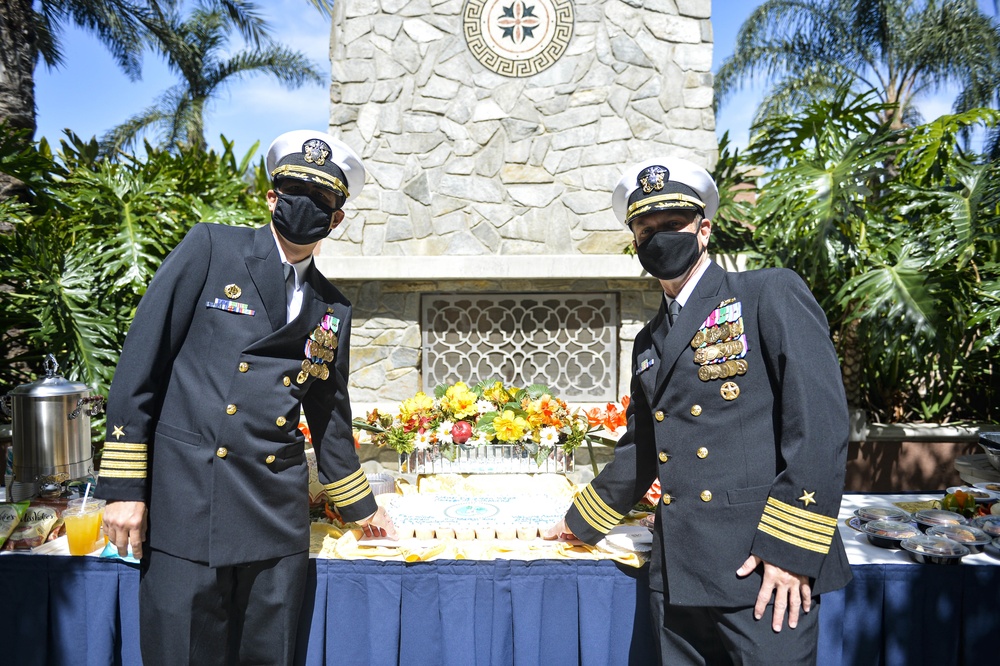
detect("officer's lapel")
(245, 225), (287, 332)
(651, 262), (727, 403)
(640, 301), (668, 400)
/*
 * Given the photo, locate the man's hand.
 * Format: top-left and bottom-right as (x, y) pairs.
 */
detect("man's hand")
(736, 555), (811, 632)
(542, 518), (576, 541)
(102, 501), (148, 559)
(357, 506), (398, 540)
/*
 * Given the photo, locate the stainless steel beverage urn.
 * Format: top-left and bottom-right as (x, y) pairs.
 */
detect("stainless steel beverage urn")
(1, 355), (105, 500)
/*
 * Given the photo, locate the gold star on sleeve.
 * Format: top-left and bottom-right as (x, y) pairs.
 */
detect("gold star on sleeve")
(112, 425), (125, 440)
(798, 490), (816, 507)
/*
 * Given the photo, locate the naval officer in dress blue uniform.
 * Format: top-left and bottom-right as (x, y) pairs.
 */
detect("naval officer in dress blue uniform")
(97, 130), (396, 665)
(546, 157), (852, 665)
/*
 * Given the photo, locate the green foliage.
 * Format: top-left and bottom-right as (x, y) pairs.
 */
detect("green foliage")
(103, 1), (324, 153)
(709, 132), (757, 255)
(734, 89), (1000, 423)
(716, 0), (1000, 142)
(0, 126), (269, 418)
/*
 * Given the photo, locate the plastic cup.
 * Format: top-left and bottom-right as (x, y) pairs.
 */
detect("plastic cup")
(64, 499), (106, 555)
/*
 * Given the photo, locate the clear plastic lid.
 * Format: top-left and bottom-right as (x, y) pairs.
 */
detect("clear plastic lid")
(927, 524), (991, 545)
(971, 516), (1000, 537)
(901, 534), (970, 558)
(912, 509), (967, 526)
(862, 520), (919, 540)
(856, 506), (910, 522)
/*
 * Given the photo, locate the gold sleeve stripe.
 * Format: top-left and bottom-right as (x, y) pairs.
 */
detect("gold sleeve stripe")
(325, 468), (366, 492)
(762, 504), (837, 537)
(766, 497), (838, 527)
(582, 485), (624, 523)
(574, 493), (618, 533)
(104, 442), (147, 452)
(98, 469), (147, 479)
(757, 522), (831, 554)
(573, 499), (614, 534)
(329, 482), (372, 508)
(759, 513), (833, 546)
(99, 461), (147, 470)
(326, 479), (371, 504)
(572, 486), (622, 533)
(325, 474), (370, 503)
(102, 452), (147, 461)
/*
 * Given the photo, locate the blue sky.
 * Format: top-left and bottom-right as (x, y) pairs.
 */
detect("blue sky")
(33, 0), (991, 159)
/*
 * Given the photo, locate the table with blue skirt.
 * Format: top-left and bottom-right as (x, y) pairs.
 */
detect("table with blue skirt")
(3, 494), (998, 665)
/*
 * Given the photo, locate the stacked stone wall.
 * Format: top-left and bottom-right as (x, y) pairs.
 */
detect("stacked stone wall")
(323, 0), (716, 405)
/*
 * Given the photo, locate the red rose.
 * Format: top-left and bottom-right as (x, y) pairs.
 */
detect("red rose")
(452, 421), (473, 444)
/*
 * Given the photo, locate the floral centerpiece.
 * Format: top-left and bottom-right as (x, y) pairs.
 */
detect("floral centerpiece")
(355, 380), (595, 473)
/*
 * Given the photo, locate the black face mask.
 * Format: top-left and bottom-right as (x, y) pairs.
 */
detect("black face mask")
(271, 192), (335, 245)
(636, 231), (704, 280)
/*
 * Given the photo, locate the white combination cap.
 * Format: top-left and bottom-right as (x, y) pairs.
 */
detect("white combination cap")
(266, 129), (365, 204)
(611, 156), (719, 226)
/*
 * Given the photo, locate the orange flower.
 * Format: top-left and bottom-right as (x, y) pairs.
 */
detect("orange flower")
(586, 407), (604, 428)
(298, 422), (312, 444)
(643, 478), (662, 506)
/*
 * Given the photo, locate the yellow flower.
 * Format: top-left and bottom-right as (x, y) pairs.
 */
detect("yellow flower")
(399, 392), (434, 423)
(525, 394), (562, 429)
(482, 381), (513, 406)
(493, 409), (529, 442)
(440, 382), (478, 419)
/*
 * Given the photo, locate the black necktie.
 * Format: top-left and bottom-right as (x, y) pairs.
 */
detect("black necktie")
(667, 300), (682, 330)
(283, 263), (295, 307)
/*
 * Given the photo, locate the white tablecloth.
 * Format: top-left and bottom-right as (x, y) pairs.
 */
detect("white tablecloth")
(839, 493), (998, 566)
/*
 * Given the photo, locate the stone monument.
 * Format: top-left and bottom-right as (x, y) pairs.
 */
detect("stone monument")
(320, 0), (717, 409)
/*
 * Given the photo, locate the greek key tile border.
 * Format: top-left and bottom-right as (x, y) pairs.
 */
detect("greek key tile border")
(463, 0), (575, 78)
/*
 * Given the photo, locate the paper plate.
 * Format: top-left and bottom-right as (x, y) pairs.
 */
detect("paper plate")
(600, 525), (653, 553)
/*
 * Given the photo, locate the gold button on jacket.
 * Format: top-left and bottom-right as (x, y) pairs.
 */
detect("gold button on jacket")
(662, 494), (672, 505)
(690, 405), (702, 416)
(282, 376), (291, 387)
(658, 452), (669, 463)
(238, 362), (249, 373)
(654, 411), (665, 422)
(275, 416), (287, 427)
(265, 454), (276, 464)
(216, 447), (228, 458)
(225, 404), (237, 415)
(696, 447), (708, 459)
(700, 490), (712, 502)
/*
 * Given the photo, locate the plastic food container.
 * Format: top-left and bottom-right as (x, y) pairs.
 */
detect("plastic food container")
(900, 534), (969, 564)
(854, 506), (911, 523)
(912, 509), (967, 532)
(927, 524), (992, 554)
(862, 520), (919, 549)
(985, 537), (1000, 560)
(971, 516), (1000, 538)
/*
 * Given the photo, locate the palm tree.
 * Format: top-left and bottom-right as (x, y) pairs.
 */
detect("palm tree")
(0, 1), (331, 194)
(102, 1), (323, 153)
(716, 0), (1000, 137)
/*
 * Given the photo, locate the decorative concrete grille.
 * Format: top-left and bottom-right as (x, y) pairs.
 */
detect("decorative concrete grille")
(421, 293), (618, 400)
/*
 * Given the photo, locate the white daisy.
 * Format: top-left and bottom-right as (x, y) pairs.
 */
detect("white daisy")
(436, 421), (454, 445)
(539, 426), (559, 447)
(413, 430), (432, 450)
(476, 400), (494, 414)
